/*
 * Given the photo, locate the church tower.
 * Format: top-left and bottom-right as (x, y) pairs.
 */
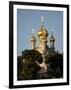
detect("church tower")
(37, 16), (48, 53)
(30, 28), (36, 49)
(49, 32), (55, 50)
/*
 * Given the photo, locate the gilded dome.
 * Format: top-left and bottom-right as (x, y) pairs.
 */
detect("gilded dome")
(37, 25), (48, 38)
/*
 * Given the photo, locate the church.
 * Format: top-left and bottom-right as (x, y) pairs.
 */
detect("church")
(30, 16), (56, 78)
(17, 16), (63, 80)
(30, 16), (56, 55)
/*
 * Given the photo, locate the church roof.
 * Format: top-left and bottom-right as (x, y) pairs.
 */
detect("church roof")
(50, 35), (55, 41)
(37, 25), (48, 37)
(30, 35), (36, 41)
(37, 16), (48, 38)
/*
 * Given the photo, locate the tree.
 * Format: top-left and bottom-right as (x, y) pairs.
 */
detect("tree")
(45, 53), (63, 79)
(17, 50), (43, 80)
(22, 50), (43, 63)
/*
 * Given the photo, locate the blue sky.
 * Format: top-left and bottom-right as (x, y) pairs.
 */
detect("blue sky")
(17, 9), (63, 56)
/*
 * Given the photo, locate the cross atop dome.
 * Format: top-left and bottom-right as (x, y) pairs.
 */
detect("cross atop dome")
(32, 28), (35, 34)
(51, 28), (53, 36)
(41, 16), (44, 25)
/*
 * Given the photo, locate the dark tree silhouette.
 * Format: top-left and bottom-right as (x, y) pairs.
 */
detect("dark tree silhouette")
(22, 50), (43, 63)
(17, 50), (43, 80)
(17, 50), (63, 80)
(45, 53), (63, 79)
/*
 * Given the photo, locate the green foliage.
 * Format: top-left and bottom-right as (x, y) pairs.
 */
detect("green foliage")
(46, 53), (63, 78)
(22, 50), (43, 63)
(17, 50), (63, 80)
(17, 50), (42, 80)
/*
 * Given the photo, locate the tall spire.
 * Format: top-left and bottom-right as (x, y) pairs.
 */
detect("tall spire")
(38, 16), (48, 39)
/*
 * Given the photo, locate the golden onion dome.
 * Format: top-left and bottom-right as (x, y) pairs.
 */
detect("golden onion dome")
(37, 25), (48, 37)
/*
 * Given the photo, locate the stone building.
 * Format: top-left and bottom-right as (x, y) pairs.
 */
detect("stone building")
(30, 16), (56, 78)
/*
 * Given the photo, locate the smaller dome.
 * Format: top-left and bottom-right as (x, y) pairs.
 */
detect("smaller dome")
(50, 35), (55, 41)
(30, 36), (36, 41)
